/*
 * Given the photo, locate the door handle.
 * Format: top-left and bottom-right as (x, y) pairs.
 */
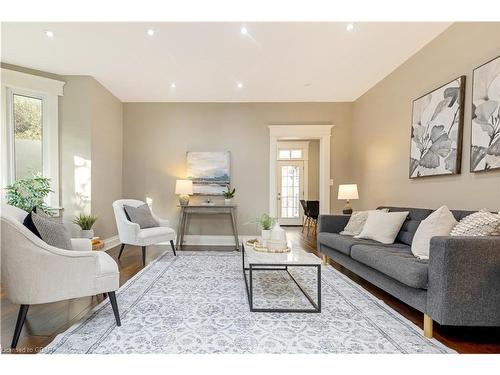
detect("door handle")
(277, 192), (281, 200)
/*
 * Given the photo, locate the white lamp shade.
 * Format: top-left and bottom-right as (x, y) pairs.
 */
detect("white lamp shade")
(175, 180), (193, 195)
(338, 184), (359, 200)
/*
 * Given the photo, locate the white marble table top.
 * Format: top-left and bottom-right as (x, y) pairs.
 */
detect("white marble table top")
(243, 240), (322, 265)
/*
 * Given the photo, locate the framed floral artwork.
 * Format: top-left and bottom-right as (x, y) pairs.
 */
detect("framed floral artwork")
(471, 55), (500, 172)
(409, 76), (466, 178)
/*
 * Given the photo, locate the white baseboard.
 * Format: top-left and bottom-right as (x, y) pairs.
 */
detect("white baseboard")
(182, 235), (255, 246)
(103, 235), (120, 251)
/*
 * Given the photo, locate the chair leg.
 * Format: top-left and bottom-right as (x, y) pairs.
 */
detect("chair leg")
(142, 246), (146, 266)
(118, 243), (125, 259)
(306, 217), (311, 235)
(302, 216), (307, 232)
(170, 240), (177, 256)
(11, 304), (29, 349)
(108, 291), (121, 326)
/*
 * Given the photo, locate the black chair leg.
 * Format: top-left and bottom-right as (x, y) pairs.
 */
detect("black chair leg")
(108, 291), (121, 326)
(142, 246), (146, 266)
(11, 304), (29, 349)
(118, 243), (125, 259)
(170, 240), (177, 256)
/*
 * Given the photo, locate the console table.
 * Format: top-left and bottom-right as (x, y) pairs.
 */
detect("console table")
(176, 204), (239, 250)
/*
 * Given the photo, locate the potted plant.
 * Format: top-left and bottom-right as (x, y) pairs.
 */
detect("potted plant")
(223, 187), (236, 204)
(73, 213), (98, 239)
(5, 173), (53, 214)
(251, 214), (276, 246)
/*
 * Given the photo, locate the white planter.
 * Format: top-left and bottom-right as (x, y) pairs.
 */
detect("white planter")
(81, 229), (94, 239)
(224, 198), (232, 204)
(261, 229), (271, 247)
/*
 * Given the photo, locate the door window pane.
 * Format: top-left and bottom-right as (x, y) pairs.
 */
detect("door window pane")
(13, 94), (43, 180)
(280, 165), (300, 218)
(290, 149), (303, 159)
(279, 150), (291, 159)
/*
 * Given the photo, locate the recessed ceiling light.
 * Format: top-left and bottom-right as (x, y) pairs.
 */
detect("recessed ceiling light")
(45, 30), (54, 38)
(304, 83), (312, 87)
(147, 29), (155, 36)
(170, 83), (176, 89)
(240, 27), (248, 35)
(346, 23), (354, 32)
(237, 82), (243, 89)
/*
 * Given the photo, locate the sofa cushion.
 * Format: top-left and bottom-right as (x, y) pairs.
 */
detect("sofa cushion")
(378, 207), (433, 245)
(351, 244), (429, 289)
(317, 232), (382, 256)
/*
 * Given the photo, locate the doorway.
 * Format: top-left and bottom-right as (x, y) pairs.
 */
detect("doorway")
(277, 160), (305, 225)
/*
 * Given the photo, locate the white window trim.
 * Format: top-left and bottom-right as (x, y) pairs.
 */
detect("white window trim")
(277, 140), (310, 161)
(1, 68), (65, 208)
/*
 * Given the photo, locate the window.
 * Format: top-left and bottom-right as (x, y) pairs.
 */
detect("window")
(1, 68), (64, 208)
(277, 142), (308, 160)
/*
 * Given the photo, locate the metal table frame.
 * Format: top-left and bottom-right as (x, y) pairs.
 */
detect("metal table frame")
(242, 243), (321, 313)
(176, 204), (239, 250)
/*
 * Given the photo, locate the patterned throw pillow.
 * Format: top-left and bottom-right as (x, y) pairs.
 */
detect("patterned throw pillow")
(450, 210), (500, 236)
(123, 204), (159, 229)
(340, 209), (389, 236)
(31, 211), (73, 250)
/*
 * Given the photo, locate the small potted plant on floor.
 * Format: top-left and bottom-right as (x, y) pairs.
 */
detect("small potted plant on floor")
(251, 213), (276, 246)
(73, 213), (98, 239)
(223, 187), (236, 204)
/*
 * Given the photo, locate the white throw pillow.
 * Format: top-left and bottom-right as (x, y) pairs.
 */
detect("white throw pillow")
(450, 209), (500, 236)
(340, 208), (389, 236)
(411, 205), (458, 260)
(355, 211), (409, 244)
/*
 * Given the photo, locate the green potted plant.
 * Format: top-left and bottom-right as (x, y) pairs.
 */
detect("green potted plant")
(251, 213), (276, 245)
(223, 187), (236, 204)
(72, 213), (98, 239)
(5, 173), (53, 214)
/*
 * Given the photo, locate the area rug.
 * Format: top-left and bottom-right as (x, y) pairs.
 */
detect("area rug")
(42, 251), (454, 354)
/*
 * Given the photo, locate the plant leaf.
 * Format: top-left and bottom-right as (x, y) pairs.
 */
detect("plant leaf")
(471, 145), (487, 170)
(430, 133), (452, 157)
(430, 125), (445, 142)
(444, 86), (460, 107)
(419, 150), (440, 169)
(487, 73), (500, 100)
(410, 158), (419, 175)
(431, 98), (451, 121)
(445, 148), (457, 172)
(487, 137), (500, 157)
(475, 100), (499, 122)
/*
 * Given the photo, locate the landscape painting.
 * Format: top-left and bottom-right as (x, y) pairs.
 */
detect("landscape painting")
(471, 55), (500, 172)
(186, 151), (230, 195)
(409, 76), (465, 178)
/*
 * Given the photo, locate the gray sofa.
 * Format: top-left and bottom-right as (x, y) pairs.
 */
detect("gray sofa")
(317, 206), (500, 338)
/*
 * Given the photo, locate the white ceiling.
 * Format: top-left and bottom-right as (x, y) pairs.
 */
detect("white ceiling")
(1, 22), (451, 102)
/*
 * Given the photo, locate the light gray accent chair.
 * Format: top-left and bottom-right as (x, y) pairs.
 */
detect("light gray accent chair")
(1, 204), (121, 349)
(112, 199), (176, 266)
(318, 206), (500, 339)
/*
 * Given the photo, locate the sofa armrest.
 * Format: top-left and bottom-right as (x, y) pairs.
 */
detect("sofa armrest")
(427, 235), (500, 326)
(318, 214), (350, 234)
(70, 238), (92, 251)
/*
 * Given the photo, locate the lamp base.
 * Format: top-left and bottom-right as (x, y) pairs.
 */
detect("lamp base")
(178, 195), (190, 206)
(342, 200), (353, 215)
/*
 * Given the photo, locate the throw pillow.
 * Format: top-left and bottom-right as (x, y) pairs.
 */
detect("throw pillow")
(450, 209), (500, 236)
(123, 204), (159, 229)
(340, 208), (389, 236)
(23, 208), (42, 239)
(355, 211), (409, 244)
(411, 205), (458, 259)
(31, 211), (73, 250)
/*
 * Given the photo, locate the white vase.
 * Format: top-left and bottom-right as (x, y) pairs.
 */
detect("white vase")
(224, 198), (232, 204)
(81, 229), (94, 239)
(270, 222), (287, 242)
(261, 229), (271, 247)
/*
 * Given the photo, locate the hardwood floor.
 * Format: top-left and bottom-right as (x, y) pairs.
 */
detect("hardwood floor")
(1, 228), (499, 354)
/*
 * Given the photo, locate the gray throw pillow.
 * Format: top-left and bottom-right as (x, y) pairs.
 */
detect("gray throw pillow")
(123, 204), (159, 229)
(32, 212), (73, 250)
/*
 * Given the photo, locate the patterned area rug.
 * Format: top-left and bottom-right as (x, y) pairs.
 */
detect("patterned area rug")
(42, 251), (453, 354)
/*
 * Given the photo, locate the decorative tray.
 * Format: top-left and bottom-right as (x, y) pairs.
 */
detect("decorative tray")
(245, 239), (290, 253)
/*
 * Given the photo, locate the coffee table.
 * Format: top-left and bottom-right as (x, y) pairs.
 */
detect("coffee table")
(242, 242), (322, 313)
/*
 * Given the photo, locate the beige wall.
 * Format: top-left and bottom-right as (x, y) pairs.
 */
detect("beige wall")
(308, 140), (320, 200)
(352, 22), (500, 212)
(122, 102), (353, 235)
(60, 76), (123, 238)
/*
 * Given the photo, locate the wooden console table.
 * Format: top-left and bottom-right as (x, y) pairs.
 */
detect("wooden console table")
(176, 204), (239, 250)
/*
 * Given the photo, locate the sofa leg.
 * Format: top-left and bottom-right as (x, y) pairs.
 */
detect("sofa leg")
(141, 246), (146, 266)
(322, 254), (328, 265)
(11, 304), (29, 349)
(170, 240), (177, 256)
(108, 291), (121, 326)
(424, 314), (433, 338)
(118, 243), (125, 259)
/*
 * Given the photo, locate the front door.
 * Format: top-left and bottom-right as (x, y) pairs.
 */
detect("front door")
(277, 161), (304, 225)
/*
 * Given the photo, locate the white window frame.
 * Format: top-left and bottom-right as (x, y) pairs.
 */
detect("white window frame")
(1, 68), (64, 208)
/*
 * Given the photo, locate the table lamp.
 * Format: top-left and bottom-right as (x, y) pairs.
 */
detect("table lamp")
(338, 184), (359, 214)
(175, 180), (193, 206)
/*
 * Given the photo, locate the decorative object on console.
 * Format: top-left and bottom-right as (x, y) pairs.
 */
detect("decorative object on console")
(411, 205), (458, 259)
(355, 210), (409, 244)
(470, 55), (500, 172)
(72, 213), (98, 239)
(186, 151), (230, 195)
(223, 186), (236, 204)
(175, 179), (193, 206)
(410, 76), (466, 178)
(450, 209), (500, 236)
(340, 208), (389, 236)
(123, 204), (159, 229)
(338, 184), (359, 214)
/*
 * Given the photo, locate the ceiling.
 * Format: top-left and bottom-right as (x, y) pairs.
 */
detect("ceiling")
(1, 22), (451, 102)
